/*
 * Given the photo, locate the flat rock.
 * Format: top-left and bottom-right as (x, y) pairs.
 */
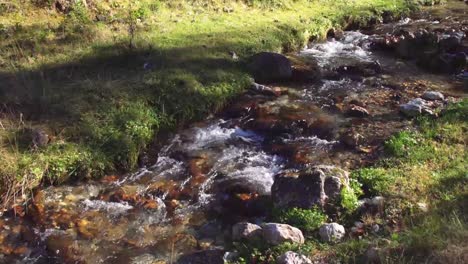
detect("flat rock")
(277, 251), (312, 264)
(262, 223), (304, 245)
(421, 91), (444, 101)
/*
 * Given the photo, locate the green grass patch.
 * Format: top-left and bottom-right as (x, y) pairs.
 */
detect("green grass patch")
(273, 207), (327, 233)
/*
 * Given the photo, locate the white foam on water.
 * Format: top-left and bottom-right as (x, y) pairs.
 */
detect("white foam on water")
(285, 136), (338, 149)
(301, 32), (372, 67)
(81, 199), (133, 215)
(186, 121), (236, 150)
(211, 146), (283, 195)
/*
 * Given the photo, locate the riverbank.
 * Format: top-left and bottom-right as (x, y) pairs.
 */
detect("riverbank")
(0, 0), (415, 210)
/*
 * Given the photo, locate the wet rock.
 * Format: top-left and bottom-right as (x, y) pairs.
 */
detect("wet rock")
(46, 233), (82, 263)
(176, 249), (225, 264)
(131, 254), (162, 264)
(340, 129), (364, 148)
(335, 61), (382, 78)
(439, 35), (463, 53)
(399, 98), (433, 117)
(249, 52), (293, 83)
(421, 91), (444, 101)
(262, 223), (304, 245)
(232, 222), (262, 241)
(326, 28), (344, 40)
(277, 251), (313, 264)
(250, 83), (280, 97)
(346, 104), (370, 117)
(424, 52), (467, 74)
(272, 165), (349, 209)
(319, 223), (345, 242)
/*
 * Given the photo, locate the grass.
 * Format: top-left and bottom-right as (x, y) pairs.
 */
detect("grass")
(320, 100), (468, 263)
(0, 0), (415, 209)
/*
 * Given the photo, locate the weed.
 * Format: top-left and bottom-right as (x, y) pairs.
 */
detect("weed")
(274, 207), (327, 233)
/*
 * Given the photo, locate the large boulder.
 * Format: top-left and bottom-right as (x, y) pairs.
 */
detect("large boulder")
(232, 222), (262, 241)
(249, 52), (293, 83)
(271, 166), (349, 209)
(319, 223), (346, 242)
(262, 223), (304, 245)
(277, 251), (312, 264)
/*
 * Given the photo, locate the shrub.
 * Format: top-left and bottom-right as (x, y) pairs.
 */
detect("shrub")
(275, 207), (327, 232)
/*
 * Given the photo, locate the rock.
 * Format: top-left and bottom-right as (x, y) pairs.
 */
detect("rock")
(54, 0), (87, 14)
(421, 91), (444, 101)
(399, 98), (433, 117)
(340, 130), (364, 148)
(262, 223), (304, 245)
(232, 222), (262, 241)
(131, 254), (162, 264)
(223, 251), (240, 263)
(358, 196), (385, 215)
(272, 165), (349, 209)
(229, 51), (238, 60)
(439, 35), (463, 53)
(250, 83), (279, 97)
(32, 129), (49, 148)
(326, 28), (344, 40)
(365, 247), (381, 264)
(346, 104), (370, 117)
(319, 223), (346, 242)
(249, 52), (293, 83)
(176, 249), (225, 264)
(277, 251), (312, 264)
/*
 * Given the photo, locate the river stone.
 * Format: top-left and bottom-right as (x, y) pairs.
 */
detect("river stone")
(399, 98), (433, 117)
(421, 91), (444, 101)
(176, 249), (225, 264)
(271, 165), (349, 209)
(319, 223), (346, 242)
(262, 223), (304, 245)
(346, 104), (370, 117)
(249, 52), (292, 83)
(232, 222), (262, 241)
(277, 251), (312, 264)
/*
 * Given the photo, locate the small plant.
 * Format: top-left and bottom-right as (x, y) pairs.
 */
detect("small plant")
(274, 207), (327, 232)
(353, 168), (393, 196)
(384, 131), (417, 157)
(340, 187), (359, 213)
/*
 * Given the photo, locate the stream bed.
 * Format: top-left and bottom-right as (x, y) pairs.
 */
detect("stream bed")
(0, 2), (466, 263)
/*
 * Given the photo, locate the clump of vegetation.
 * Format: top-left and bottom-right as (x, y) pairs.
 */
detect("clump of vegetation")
(274, 207), (327, 233)
(233, 241), (318, 264)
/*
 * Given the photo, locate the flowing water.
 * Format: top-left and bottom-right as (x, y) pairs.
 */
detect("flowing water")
(0, 2), (466, 263)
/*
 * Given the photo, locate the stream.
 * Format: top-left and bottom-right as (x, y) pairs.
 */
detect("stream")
(0, 1), (466, 263)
